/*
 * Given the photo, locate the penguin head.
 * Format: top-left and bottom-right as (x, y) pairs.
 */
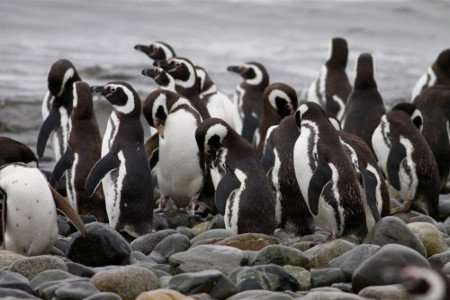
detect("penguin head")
(401, 265), (450, 300)
(90, 82), (141, 117)
(434, 48), (450, 79)
(264, 83), (298, 118)
(72, 81), (94, 119)
(354, 53), (377, 90)
(323, 110), (342, 130)
(47, 59), (80, 99)
(326, 37), (349, 69)
(155, 57), (197, 90)
(295, 102), (327, 129)
(195, 118), (231, 159)
(227, 62), (269, 87)
(0, 138), (38, 168)
(134, 41), (176, 61)
(141, 66), (176, 91)
(392, 102), (423, 132)
(195, 66), (215, 93)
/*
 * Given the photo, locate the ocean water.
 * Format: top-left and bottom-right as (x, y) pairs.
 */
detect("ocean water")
(0, 0), (449, 170)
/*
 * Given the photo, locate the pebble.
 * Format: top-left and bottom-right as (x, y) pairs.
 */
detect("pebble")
(137, 289), (191, 300)
(408, 222), (448, 256)
(251, 245), (310, 269)
(329, 244), (381, 279)
(227, 290), (293, 300)
(358, 284), (408, 299)
(53, 281), (100, 299)
(176, 226), (195, 239)
(283, 266), (311, 291)
(206, 214), (225, 230)
(0, 251), (25, 269)
(428, 250), (450, 267)
(236, 264), (299, 292)
(66, 262), (96, 277)
(85, 292), (123, 300)
(148, 233), (191, 264)
(310, 268), (346, 288)
(213, 233), (280, 251)
(130, 229), (177, 255)
(8, 255), (67, 280)
(0, 287), (40, 299)
(29, 269), (75, 289)
(0, 269), (36, 296)
(190, 229), (235, 244)
(304, 239), (356, 268)
(300, 291), (364, 299)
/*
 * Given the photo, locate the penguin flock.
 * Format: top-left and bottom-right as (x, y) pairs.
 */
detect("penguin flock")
(0, 38), (450, 255)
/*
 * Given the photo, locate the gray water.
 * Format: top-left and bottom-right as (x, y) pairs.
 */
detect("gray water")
(1, 0), (449, 170)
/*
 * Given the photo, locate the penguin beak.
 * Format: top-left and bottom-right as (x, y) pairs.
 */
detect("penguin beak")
(37, 108), (61, 158)
(155, 118), (165, 137)
(227, 65), (247, 74)
(155, 60), (177, 72)
(134, 44), (150, 54)
(141, 68), (159, 78)
(90, 86), (106, 96)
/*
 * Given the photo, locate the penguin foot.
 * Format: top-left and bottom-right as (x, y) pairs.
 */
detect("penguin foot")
(390, 199), (414, 215)
(186, 199), (199, 217)
(155, 196), (169, 213)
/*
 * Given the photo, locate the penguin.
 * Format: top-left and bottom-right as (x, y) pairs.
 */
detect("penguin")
(413, 86), (450, 192)
(227, 62), (270, 144)
(134, 41), (176, 62)
(306, 37), (352, 120)
(256, 83), (298, 153)
(261, 115), (315, 236)
(195, 118), (276, 235)
(0, 163), (85, 256)
(50, 82), (107, 222)
(38, 59), (81, 160)
(342, 53), (385, 153)
(0, 137), (38, 168)
(142, 89), (204, 214)
(411, 49), (450, 100)
(401, 265), (450, 300)
(371, 102), (441, 217)
(293, 102), (368, 240)
(85, 82), (154, 237)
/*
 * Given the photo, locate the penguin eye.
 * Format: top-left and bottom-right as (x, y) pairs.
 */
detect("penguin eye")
(110, 87), (116, 93)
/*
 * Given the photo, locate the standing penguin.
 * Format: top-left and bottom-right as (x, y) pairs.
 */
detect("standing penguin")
(413, 86), (450, 192)
(142, 89), (205, 213)
(134, 41), (176, 62)
(306, 37), (352, 120)
(50, 82), (107, 222)
(372, 103), (440, 217)
(0, 137), (38, 168)
(38, 59), (81, 160)
(0, 163), (85, 256)
(411, 49), (450, 100)
(343, 53), (385, 153)
(85, 82), (154, 237)
(293, 102), (368, 240)
(196, 118), (276, 234)
(227, 62), (270, 143)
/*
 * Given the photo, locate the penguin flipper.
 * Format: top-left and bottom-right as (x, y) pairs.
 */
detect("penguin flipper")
(85, 151), (120, 197)
(215, 166), (240, 215)
(308, 161), (332, 215)
(241, 113), (259, 144)
(51, 148), (75, 186)
(49, 185), (86, 235)
(362, 168), (381, 221)
(387, 141), (406, 191)
(37, 107), (61, 158)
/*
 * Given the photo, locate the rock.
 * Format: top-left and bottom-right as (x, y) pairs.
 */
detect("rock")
(227, 290), (293, 300)
(8, 255), (67, 280)
(190, 229), (235, 244)
(299, 234), (330, 243)
(331, 282), (353, 293)
(155, 209), (192, 229)
(191, 222), (209, 236)
(66, 222), (131, 267)
(444, 262), (450, 276)
(30, 269), (75, 289)
(236, 264), (299, 292)
(0, 287), (39, 299)
(409, 215), (440, 227)
(54, 237), (71, 254)
(152, 213), (169, 231)
(274, 228), (297, 241)
(408, 222), (448, 256)
(129, 251), (157, 265)
(169, 245), (246, 276)
(176, 226), (195, 239)
(329, 244), (381, 279)
(130, 229), (177, 255)
(149, 234), (191, 264)
(304, 239), (356, 268)
(91, 265), (159, 300)
(358, 284), (407, 299)
(283, 266), (311, 291)
(214, 233), (280, 251)
(207, 214), (225, 230)
(85, 292), (123, 300)
(137, 289), (191, 300)
(57, 215), (72, 236)
(0, 269), (36, 296)
(363, 216), (427, 256)
(439, 194), (450, 218)
(167, 270), (238, 299)
(35, 277), (90, 299)
(301, 291), (364, 299)
(251, 245), (310, 269)
(53, 281), (99, 299)
(352, 244), (430, 293)
(289, 241), (318, 252)
(0, 250), (25, 269)
(310, 268), (346, 288)
(66, 262), (96, 278)
(428, 250), (450, 267)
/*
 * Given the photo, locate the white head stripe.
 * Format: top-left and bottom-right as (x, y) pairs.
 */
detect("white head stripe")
(298, 104), (309, 119)
(245, 64), (264, 85)
(152, 93), (168, 122)
(171, 97), (195, 112)
(157, 43), (175, 60)
(171, 58), (196, 88)
(205, 123), (228, 148)
(268, 89), (290, 110)
(60, 68), (75, 95)
(72, 82), (78, 108)
(107, 84), (135, 114)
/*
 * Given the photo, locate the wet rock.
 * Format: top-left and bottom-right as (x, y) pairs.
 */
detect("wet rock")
(0, 269), (36, 296)
(310, 268), (346, 288)
(66, 222), (131, 267)
(91, 265), (159, 300)
(304, 239), (356, 268)
(227, 290), (293, 300)
(8, 255), (67, 280)
(363, 216), (427, 256)
(251, 245), (310, 269)
(329, 244), (381, 279)
(408, 222), (448, 256)
(149, 234), (190, 264)
(130, 229), (177, 255)
(236, 264), (299, 292)
(283, 266), (311, 291)
(358, 284), (407, 299)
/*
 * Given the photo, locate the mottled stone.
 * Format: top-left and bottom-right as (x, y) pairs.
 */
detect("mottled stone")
(251, 245), (310, 269)
(408, 222), (448, 256)
(0, 251), (25, 269)
(283, 266), (311, 291)
(236, 264), (299, 292)
(304, 239), (356, 268)
(190, 229), (234, 244)
(206, 214), (225, 230)
(214, 233), (280, 251)
(190, 222), (209, 236)
(85, 292), (122, 300)
(130, 229), (177, 255)
(310, 268), (346, 288)
(329, 244), (381, 278)
(8, 255), (67, 280)
(358, 284), (408, 299)
(0, 269), (36, 296)
(137, 289), (191, 300)
(30, 269), (75, 290)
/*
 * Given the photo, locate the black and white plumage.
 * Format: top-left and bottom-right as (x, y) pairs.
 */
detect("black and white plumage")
(293, 102), (368, 240)
(411, 49), (450, 100)
(413, 86), (450, 192)
(227, 62), (270, 143)
(195, 118), (276, 235)
(86, 82), (154, 237)
(0, 137), (38, 168)
(306, 37), (352, 120)
(401, 266), (450, 300)
(343, 53), (385, 153)
(371, 103), (440, 217)
(50, 82), (107, 222)
(134, 41), (176, 62)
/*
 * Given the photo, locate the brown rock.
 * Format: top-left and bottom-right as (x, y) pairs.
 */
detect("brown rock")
(137, 289), (193, 300)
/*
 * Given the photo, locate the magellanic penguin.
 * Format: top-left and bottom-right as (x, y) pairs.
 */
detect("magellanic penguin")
(293, 102), (368, 241)
(261, 115), (315, 236)
(38, 59), (81, 160)
(142, 89), (205, 213)
(401, 265), (450, 300)
(256, 83), (298, 154)
(86, 82), (154, 237)
(0, 137), (38, 168)
(306, 37), (352, 121)
(413, 86), (450, 192)
(50, 82), (107, 222)
(411, 49), (450, 100)
(195, 118), (277, 235)
(134, 41), (176, 62)
(0, 163), (85, 256)
(227, 62), (270, 144)
(342, 53), (385, 153)
(371, 103), (441, 218)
